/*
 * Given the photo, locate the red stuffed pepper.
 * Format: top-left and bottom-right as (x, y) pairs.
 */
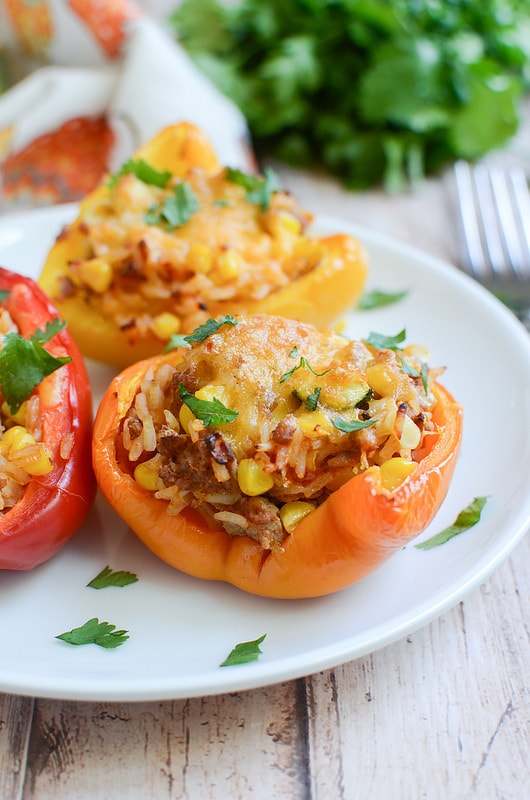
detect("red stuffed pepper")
(0, 268), (95, 570)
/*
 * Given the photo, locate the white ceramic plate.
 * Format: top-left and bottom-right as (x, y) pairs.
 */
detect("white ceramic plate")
(0, 204), (529, 702)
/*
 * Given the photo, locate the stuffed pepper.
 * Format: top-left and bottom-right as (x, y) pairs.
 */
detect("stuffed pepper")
(93, 313), (462, 599)
(38, 122), (367, 369)
(0, 268), (95, 570)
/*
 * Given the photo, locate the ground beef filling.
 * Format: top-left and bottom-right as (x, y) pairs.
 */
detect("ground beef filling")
(118, 317), (439, 552)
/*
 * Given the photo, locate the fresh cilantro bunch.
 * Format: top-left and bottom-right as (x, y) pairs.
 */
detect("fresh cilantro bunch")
(169, 0), (530, 190)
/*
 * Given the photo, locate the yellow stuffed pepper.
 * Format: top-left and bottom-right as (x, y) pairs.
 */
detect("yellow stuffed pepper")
(38, 123), (368, 369)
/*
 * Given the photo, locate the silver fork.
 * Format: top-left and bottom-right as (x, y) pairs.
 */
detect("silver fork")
(453, 160), (530, 331)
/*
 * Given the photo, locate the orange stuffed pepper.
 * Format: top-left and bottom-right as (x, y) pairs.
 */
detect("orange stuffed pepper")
(39, 123), (367, 369)
(92, 314), (462, 599)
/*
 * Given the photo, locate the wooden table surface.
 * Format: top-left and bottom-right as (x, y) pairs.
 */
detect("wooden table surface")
(1, 151), (529, 799)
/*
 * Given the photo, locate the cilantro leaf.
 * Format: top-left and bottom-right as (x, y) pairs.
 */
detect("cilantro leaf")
(87, 566), (139, 589)
(184, 315), (238, 343)
(56, 618), (129, 649)
(220, 634), (266, 667)
(365, 329), (406, 351)
(332, 417), (376, 433)
(304, 387), (321, 412)
(358, 289), (408, 310)
(145, 181), (200, 229)
(415, 496), (489, 550)
(225, 166), (282, 210)
(280, 356), (331, 384)
(108, 158), (171, 189)
(178, 382), (238, 426)
(0, 290), (10, 303)
(0, 320), (72, 413)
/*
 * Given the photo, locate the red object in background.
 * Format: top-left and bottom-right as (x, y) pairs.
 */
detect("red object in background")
(2, 115), (114, 206)
(0, 268), (96, 571)
(68, 0), (143, 59)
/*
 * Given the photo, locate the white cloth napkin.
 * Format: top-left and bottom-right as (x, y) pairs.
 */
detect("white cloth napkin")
(0, 5), (253, 206)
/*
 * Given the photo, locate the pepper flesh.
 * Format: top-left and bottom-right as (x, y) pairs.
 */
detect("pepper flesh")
(38, 122), (367, 369)
(92, 349), (463, 599)
(0, 268), (96, 570)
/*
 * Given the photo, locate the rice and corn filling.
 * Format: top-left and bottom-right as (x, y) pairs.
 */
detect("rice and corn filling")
(118, 315), (442, 551)
(0, 309), (53, 515)
(56, 162), (322, 343)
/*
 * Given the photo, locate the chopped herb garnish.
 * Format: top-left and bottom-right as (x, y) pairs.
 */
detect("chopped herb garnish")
(0, 290), (10, 302)
(365, 329), (407, 351)
(220, 634), (266, 667)
(0, 318), (72, 413)
(280, 356), (331, 384)
(400, 357), (419, 377)
(415, 496), (489, 550)
(108, 157), (172, 189)
(421, 362), (429, 394)
(56, 618), (129, 649)
(288, 346), (299, 358)
(225, 166), (282, 210)
(164, 333), (192, 352)
(304, 387), (321, 411)
(358, 289), (408, 310)
(87, 566), (139, 589)
(145, 181), (200, 229)
(214, 198), (231, 207)
(178, 382), (238, 426)
(185, 315), (238, 343)
(332, 417), (377, 433)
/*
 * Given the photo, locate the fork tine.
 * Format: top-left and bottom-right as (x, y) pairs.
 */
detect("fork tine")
(489, 166), (530, 279)
(453, 160), (487, 278)
(508, 167), (530, 273)
(473, 164), (507, 278)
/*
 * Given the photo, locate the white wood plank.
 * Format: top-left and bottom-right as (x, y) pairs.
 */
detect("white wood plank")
(0, 694), (34, 800)
(23, 681), (309, 799)
(306, 536), (530, 800)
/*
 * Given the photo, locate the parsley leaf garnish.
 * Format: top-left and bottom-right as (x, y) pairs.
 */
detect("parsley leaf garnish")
(145, 181), (200, 229)
(0, 318), (72, 413)
(164, 315), (238, 352)
(225, 166), (282, 210)
(185, 315), (238, 343)
(358, 289), (408, 310)
(87, 566), (139, 589)
(178, 382), (238, 426)
(332, 417), (376, 433)
(280, 356), (331, 384)
(220, 634), (266, 667)
(108, 158), (171, 189)
(56, 618), (129, 649)
(0, 290), (10, 303)
(415, 496), (489, 550)
(365, 329), (407, 351)
(304, 387), (321, 411)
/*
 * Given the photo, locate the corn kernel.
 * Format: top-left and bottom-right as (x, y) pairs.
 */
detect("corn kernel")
(1, 400), (27, 426)
(295, 409), (334, 437)
(379, 457), (416, 491)
(187, 243), (213, 274)
(271, 394), (299, 423)
(1, 425), (34, 453)
(133, 457), (160, 491)
(150, 312), (181, 341)
(237, 458), (275, 496)
(216, 249), (243, 280)
(15, 443), (53, 475)
(365, 363), (395, 397)
(266, 211), (302, 238)
(280, 501), (315, 533)
(319, 379), (370, 411)
(195, 385), (228, 404)
(179, 403), (195, 434)
(78, 258), (113, 293)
